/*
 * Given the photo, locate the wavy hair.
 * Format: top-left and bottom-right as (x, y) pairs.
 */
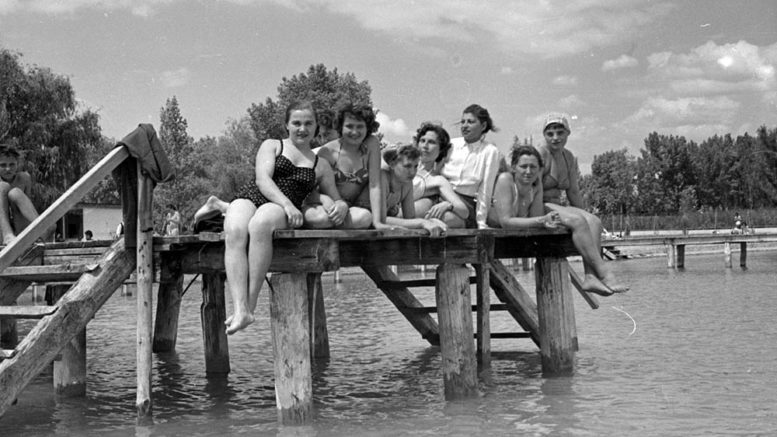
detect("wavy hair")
(414, 122), (451, 163)
(335, 103), (380, 135)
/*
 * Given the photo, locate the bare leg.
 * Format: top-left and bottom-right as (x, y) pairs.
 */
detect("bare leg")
(0, 182), (16, 244)
(223, 199), (257, 334)
(343, 206), (372, 229)
(546, 204), (628, 295)
(194, 195), (229, 223)
(244, 203), (288, 316)
(414, 198), (434, 218)
(302, 193), (335, 229)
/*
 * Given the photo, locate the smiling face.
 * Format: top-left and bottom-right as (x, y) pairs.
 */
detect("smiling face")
(543, 123), (570, 152)
(417, 131), (441, 163)
(391, 155), (419, 182)
(513, 154), (541, 186)
(340, 114), (368, 147)
(460, 112), (486, 143)
(0, 154), (18, 182)
(286, 109), (317, 146)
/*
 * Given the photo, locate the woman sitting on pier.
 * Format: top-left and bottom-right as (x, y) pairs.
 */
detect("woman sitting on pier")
(440, 104), (502, 229)
(412, 122), (469, 223)
(302, 103), (387, 229)
(537, 114), (628, 295)
(378, 144), (447, 236)
(223, 100), (349, 334)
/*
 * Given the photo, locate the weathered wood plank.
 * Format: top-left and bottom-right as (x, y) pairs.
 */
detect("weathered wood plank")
(0, 146), (128, 274)
(362, 266), (440, 345)
(435, 263), (478, 399)
(535, 257), (577, 376)
(135, 169), (154, 420)
(475, 263), (491, 370)
(0, 245), (44, 349)
(0, 263), (94, 281)
(0, 305), (57, 319)
(201, 273), (230, 374)
(306, 273), (330, 359)
(152, 254), (183, 353)
(47, 284), (85, 397)
(567, 265), (600, 310)
(270, 273), (312, 425)
(487, 260), (540, 346)
(0, 238), (135, 417)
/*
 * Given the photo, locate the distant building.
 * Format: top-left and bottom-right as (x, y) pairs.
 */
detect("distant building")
(57, 203), (122, 241)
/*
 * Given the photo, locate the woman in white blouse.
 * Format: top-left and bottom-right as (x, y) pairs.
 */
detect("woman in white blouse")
(439, 104), (502, 229)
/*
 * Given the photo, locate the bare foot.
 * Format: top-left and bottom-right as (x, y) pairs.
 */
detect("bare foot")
(602, 275), (629, 293)
(581, 275), (615, 296)
(3, 233), (16, 245)
(194, 196), (226, 223)
(225, 312), (255, 335)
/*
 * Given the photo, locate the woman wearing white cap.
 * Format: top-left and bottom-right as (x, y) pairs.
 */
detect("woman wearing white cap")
(539, 114), (628, 295)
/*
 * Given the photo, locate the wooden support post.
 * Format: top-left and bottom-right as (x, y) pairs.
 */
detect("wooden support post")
(201, 273), (230, 374)
(474, 264), (490, 370)
(152, 254), (184, 353)
(676, 245), (685, 269)
(740, 242), (747, 268)
(136, 166), (154, 420)
(333, 269), (341, 283)
(435, 263), (478, 399)
(534, 257), (576, 376)
(270, 273), (312, 425)
(48, 284), (86, 396)
(306, 273), (330, 359)
(521, 258), (532, 271)
(724, 242), (732, 268)
(666, 243), (675, 268)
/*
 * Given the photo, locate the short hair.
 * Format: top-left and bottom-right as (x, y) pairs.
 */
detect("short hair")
(166, 203), (177, 210)
(85, 230), (93, 237)
(462, 104), (499, 133)
(0, 143), (20, 160)
(317, 109), (336, 130)
(284, 100), (320, 136)
(510, 145), (544, 169)
(335, 103), (380, 135)
(414, 122), (451, 163)
(383, 143), (421, 165)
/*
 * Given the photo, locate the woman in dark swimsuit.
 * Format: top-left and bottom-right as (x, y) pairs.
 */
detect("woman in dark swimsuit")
(303, 103), (388, 229)
(224, 101), (348, 334)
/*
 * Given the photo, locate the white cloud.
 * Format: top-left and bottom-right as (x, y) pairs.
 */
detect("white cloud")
(602, 54), (638, 72)
(376, 112), (410, 140)
(625, 95), (739, 138)
(2, 0), (677, 58)
(558, 94), (585, 109)
(552, 75), (578, 86)
(160, 68), (190, 88)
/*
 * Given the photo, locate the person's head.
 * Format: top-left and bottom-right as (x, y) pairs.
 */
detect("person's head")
(460, 104), (498, 143)
(542, 113), (571, 152)
(336, 103), (379, 147)
(284, 100), (319, 144)
(510, 145), (543, 187)
(166, 203), (177, 211)
(84, 230), (93, 240)
(0, 143), (21, 182)
(383, 144), (421, 182)
(414, 122), (451, 164)
(315, 109), (339, 145)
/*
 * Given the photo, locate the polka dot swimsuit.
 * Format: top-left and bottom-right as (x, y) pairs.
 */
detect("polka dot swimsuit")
(234, 140), (318, 209)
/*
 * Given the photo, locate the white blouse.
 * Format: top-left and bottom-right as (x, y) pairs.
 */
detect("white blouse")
(441, 137), (501, 229)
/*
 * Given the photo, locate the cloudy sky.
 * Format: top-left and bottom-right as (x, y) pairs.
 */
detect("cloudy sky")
(1, 0), (775, 172)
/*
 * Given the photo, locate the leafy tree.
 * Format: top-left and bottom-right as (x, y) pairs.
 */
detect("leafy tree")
(0, 48), (102, 210)
(192, 117), (256, 200)
(633, 133), (697, 214)
(247, 64), (372, 144)
(588, 149), (636, 215)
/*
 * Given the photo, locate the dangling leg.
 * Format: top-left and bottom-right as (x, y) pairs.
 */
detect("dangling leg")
(223, 199), (256, 334)
(579, 209), (628, 293)
(245, 203), (289, 316)
(0, 182), (15, 244)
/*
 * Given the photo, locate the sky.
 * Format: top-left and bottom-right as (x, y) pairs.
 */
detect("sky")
(1, 0), (776, 173)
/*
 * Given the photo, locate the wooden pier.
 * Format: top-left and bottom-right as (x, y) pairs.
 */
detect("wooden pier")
(602, 233), (777, 268)
(0, 127), (597, 425)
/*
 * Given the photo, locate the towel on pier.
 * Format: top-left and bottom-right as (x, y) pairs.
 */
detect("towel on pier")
(113, 124), (174, 248)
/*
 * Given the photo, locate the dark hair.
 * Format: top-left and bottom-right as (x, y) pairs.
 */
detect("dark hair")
(85, 230), (93, 237)
(414, 122), (451, 163)
(0, 144), (20, 160)
(166, 203), (177, 210)
(335, 103), (380, 135)
(383, 144), (421, 165)
(284, 100), (320, 136)
(510, 145), (543, 169)
(317, 109), (336, 130)
(462, 104), (499, 133)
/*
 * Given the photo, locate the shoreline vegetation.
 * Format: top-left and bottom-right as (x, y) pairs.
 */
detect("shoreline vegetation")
(597, 207), (777, 235)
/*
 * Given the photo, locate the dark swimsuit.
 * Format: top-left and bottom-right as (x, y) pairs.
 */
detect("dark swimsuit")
(234, 140), (318, 209)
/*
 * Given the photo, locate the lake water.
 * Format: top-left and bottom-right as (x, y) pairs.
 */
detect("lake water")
(3, 250), (777, 436)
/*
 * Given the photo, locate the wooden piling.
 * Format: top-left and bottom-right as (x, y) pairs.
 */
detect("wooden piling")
(270, 273), (312, 425)
(306, 273), (330, 359)
(521, 257), (532, 271)
(666, 243), (675, 268)
(48, 284), (86, 396)
(724, 242), (732, 268)
(534, 257), (576, 376)
(474, 263), (490, 370)
(740, 242), (747, 268)
(152, 254), (183, 353)
(201, 273), (230, 374)
(435, 263), (478, 399)
(135, 167), (154, 420)
(676, 245), (685, 269)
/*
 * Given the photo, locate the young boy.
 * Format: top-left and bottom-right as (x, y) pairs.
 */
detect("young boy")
(0, 143), (40, 244)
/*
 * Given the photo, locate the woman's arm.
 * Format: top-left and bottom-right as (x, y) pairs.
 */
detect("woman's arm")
(254, 139), (302, 226)
(364, 135), (386, 229)
(385, 179), (446, 236)
(426, 175), (469, 219)
(316, 158), (349, 225)
(474, 146), (501, 229)
(493, 174), (556, 229)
